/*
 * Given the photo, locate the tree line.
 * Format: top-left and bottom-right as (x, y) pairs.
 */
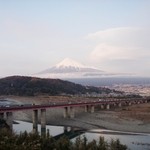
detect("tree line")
(0, 128), (128, 150)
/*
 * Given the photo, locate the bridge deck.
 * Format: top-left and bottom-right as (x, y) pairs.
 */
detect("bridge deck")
(0, 98), (149, 112)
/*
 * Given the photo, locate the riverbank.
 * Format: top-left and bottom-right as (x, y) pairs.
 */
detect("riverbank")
(1, 95), (150, 133)
(45, 105), (150, 133)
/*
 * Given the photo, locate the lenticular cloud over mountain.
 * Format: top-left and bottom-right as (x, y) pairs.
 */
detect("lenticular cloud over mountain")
(35, 58), (118, 79)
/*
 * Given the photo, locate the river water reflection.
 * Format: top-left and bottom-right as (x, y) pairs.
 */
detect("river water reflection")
(13, 120), (150, 150)
(82, 130), (150, 150)
(14, 120), (64, 136)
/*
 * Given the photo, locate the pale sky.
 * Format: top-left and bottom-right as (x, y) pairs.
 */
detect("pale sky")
(0, 1), (150, 77)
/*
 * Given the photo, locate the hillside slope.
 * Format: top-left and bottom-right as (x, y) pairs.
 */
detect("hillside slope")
(0, 76), (116, 96)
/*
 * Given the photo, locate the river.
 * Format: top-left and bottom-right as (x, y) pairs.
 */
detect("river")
(13, 120), (150, 150)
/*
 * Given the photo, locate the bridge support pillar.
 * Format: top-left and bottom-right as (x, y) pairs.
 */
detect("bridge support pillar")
(113, 103), (116, 108)
(118, 103), (122, 107)
(128, 102), (131, 106)
(64, 126), (71, 133)
(64, 107), (69, 118)
(32, 110), (38, 133)
(100, 104), (104, 109)
(85, 105), (89, 112)
(0, 113), (4, 119)
(70, 107), (75, 118)
(91, 105), (95, 113)
(64, 126), (68, 133)
(41, 109), (46, 136)
(106, 104), (110, 110)
(6, 112), (13, 130)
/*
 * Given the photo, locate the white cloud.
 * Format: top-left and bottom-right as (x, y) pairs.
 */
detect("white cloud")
(90, 44), (143, 61)
(87, 27), (150, 75)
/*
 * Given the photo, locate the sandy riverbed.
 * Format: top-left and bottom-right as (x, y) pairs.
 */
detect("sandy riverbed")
(1, 95), (150, 133)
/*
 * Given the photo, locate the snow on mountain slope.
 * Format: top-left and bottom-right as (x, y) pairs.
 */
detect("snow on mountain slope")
(35, 58), (116, 79)
(55, 58), (85, 69)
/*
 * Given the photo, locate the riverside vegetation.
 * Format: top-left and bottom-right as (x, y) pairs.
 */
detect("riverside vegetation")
(0, 128), (128, 150)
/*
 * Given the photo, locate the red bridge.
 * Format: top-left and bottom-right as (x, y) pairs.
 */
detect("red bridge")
(0, 97), (149, 135)
(0, 98), (149, 112)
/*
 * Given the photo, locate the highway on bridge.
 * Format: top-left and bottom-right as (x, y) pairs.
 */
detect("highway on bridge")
(0, 98), (149, 112)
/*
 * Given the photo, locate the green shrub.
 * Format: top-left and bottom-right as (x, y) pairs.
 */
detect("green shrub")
(0, 129), (128, 150)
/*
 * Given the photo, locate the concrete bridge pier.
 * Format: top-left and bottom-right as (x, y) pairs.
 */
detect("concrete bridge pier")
(128, 102), (132, 106)
(0, 113), (4, 119)
(70, 107), (75, 118)
(6, 112), (13, 130)
(32, 109), (38, 133)
(85, 105), (89, 112)
(85, 105), (95, 113)
(118, 102), (122, 107)
(113, 103), (117, 107)
(64, 126), (71, 133)
(64, 126), (68, 133)
(90, 105), (95, 113)
(41, 109), (46, 136)
(64, 107), (69, 118)
(106, 104), (110, 110)
(100, 104), (104, 109)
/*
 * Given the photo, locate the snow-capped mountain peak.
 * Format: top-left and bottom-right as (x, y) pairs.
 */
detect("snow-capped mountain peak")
(35, 58), (108, 78)
(55, 58), (85, 69)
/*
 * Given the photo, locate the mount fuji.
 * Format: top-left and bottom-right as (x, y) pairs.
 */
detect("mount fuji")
(35, 58), (116, 79)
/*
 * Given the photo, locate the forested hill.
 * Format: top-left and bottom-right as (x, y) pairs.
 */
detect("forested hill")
(0, 76), (117, 96)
